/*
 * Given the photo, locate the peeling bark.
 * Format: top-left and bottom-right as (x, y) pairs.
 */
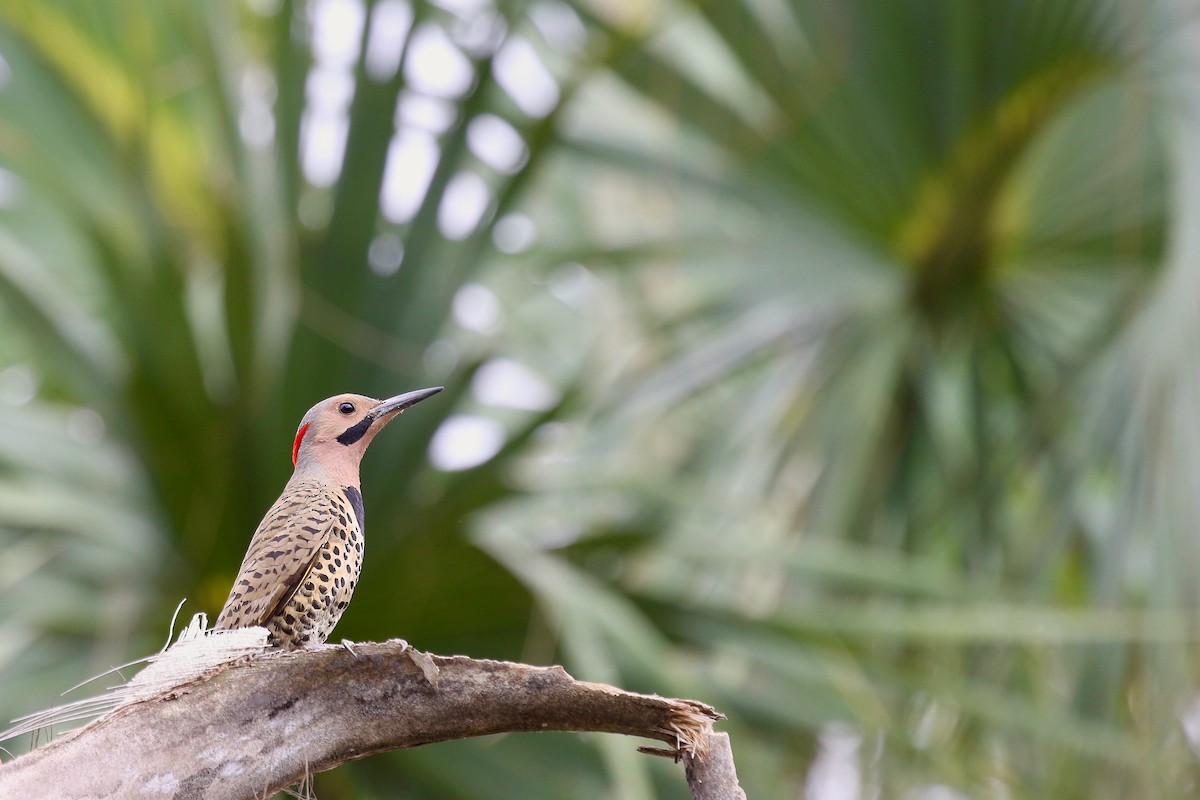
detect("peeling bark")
(0, 641), (742, 800)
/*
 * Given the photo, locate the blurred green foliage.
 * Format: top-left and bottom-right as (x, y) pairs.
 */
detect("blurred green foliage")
(0, 0), (1198, 797)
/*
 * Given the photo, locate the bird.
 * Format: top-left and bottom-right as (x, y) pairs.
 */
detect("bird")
(215, 387), (443, 648)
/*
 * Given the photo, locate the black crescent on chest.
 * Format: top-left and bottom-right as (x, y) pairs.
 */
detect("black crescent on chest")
(342, 485), (365, 531)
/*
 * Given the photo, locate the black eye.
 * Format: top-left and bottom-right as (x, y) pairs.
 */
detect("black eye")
(337, 401), (356, 415)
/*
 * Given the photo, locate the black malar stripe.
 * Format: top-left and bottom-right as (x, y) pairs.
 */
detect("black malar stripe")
(336, 416), (374, 446)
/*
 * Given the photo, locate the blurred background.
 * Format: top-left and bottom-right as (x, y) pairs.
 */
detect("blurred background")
(0, 0), (1197, 797)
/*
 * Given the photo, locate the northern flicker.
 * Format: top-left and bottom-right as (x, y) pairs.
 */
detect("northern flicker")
(215, 387), (442, 648)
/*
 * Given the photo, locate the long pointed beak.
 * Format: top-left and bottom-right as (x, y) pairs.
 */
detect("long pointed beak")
(372, 386), (443, 419)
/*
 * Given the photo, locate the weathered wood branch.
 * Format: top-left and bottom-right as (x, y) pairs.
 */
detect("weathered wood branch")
(0, 640), (744, 800)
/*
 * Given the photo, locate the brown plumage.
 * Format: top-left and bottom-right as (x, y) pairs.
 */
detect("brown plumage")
(215, 387), (442, 648)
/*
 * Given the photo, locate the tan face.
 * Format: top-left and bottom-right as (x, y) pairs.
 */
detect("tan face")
(292, 394), (374, 465)
(291, 388), (443, 467)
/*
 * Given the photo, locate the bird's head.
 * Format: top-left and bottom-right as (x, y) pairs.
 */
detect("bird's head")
(290, 387), (443, 478)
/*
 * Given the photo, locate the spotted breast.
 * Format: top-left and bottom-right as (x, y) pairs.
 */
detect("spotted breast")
(215, 481), (366, 647)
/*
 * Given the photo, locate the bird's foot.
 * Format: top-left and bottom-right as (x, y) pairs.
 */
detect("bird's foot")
(340, 639), (364, 660)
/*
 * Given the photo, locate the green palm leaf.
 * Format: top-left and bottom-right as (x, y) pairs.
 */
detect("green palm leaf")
(0, 0), (1196, 797)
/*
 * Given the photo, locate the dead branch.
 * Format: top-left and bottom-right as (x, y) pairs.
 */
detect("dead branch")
(0, 640), (742, 800)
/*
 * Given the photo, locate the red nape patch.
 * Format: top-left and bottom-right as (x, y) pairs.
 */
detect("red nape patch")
(292, 422), (310, 466)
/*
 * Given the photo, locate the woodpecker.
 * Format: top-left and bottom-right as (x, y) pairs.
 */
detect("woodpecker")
(215, 387), (442, 648)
